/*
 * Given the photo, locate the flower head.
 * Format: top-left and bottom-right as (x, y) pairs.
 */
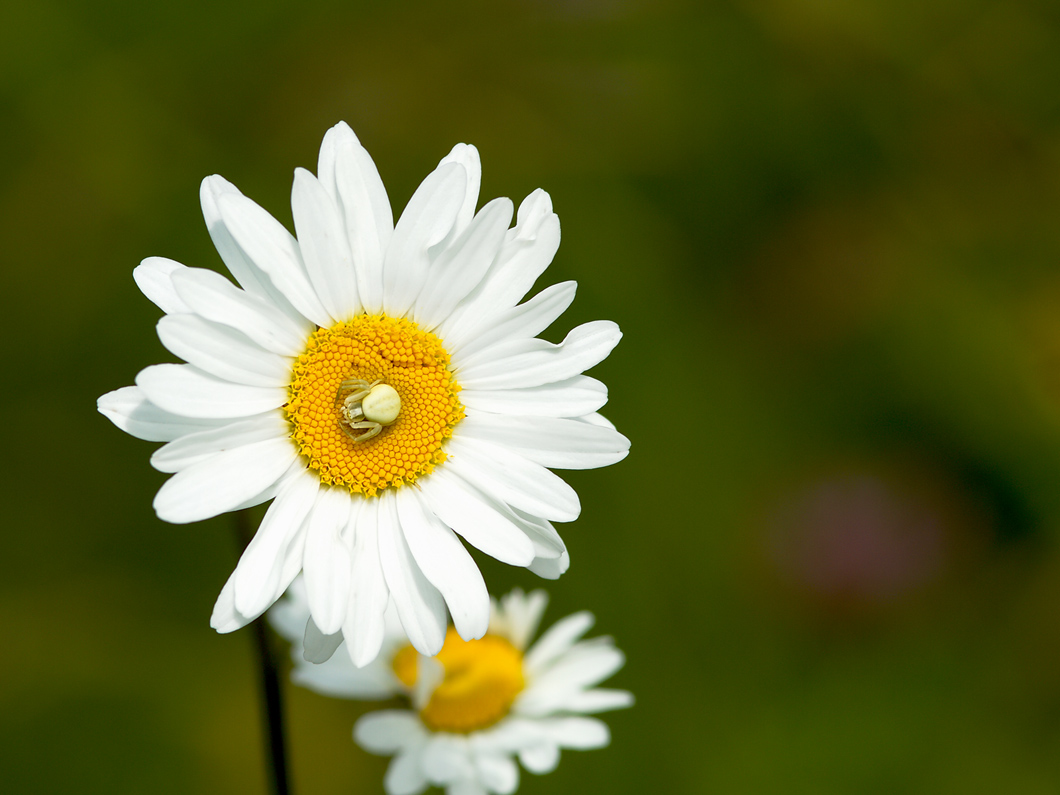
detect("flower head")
(97, 122), (629, 665)
(271, 581), (632, 795)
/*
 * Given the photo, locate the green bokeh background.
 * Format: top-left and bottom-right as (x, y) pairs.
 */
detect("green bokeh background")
(6, 0), (1060, 792)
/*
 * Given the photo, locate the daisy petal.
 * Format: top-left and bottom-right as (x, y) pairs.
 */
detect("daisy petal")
(303, 616), (344, 664)
(449, 780), (489, 795)
(383, 161), (467, 318)
(440, 190), (560, 343)
(447, 281), (576, 360)
(133, 257), (192, 314)
(564, 688), (635, 713)
(170, 266), (310, 356)
(457, 376), (607, 418)
(200, 175), (306, 325)
(150, 411), (289, 473)
(537, 717), (610, 749)
(136, 364), (288, 419)
(156, 314), (292, 387)
(458, 414), (630, 470)
(212, 524), (306, 634)
(153, 437), (297, 524)
(291, 167), (360, 320)
(527, 551), (570, 580)
(319, 122), (393, 314)
(385, 751), (430, 795)
(302, 487), (353, 634)
(395, 489), (490, 641)
(414, 197), (512, 329)
(446, 437), (580, 523)
(524, 611), (594, 674)
(533, 643), (627, 692)
(457, 320), (622, 391)
(217, 190), (333, 328)
(473, 753), (519, 795)
(97, 386), (224, 442)
(439, 143), (481, 237)
(518, 743), (560, 775)
(344, 498), (391, 667)
(418, 468), (535, 566)
(355, 711), (426, 754)
(500, 589), (549, 650)
(233, 471), (319, 615)
(377, 493), (448, 656)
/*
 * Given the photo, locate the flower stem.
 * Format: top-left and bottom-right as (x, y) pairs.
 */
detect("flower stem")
(233, 509), (293, 795)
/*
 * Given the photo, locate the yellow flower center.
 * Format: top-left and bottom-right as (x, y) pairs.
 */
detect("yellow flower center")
(392, 629), (526, 733)
(284, 315), (464, 496)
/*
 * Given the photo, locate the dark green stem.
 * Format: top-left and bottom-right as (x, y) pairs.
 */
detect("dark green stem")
(233, 509), (293, 795)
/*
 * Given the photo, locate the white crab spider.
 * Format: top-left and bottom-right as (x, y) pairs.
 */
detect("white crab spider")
(336, 379), (402, 443)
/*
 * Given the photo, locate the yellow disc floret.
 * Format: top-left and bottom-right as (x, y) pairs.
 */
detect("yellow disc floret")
(392, 629), (526, 733)
(285, 315), (464, 495)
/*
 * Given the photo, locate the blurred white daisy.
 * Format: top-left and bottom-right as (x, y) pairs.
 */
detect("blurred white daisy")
(97, 122), (629, 664)
(271, 582), (632, 795)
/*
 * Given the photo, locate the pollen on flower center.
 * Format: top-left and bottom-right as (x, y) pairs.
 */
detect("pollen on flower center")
(284, 315), (464, 496)
(392, 630), (526, 733)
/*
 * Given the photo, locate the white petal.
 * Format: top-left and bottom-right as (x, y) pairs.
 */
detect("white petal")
(524, 611), (594, 675)
(344, 498), (391, 667)
(170, 266), (310, 356)
(395, 489), (490, 641)
(509, 508), (566, 560)
(418, 468), (535, 566)
(136, 364), (288, 419)
(302, 487), (354, 634)
(414, 197), (512, 329)
(200, 175), (306, 325)
(457, 320), (622, 391)
(152, 438), (297, 524)
(211, 524), (305, 633)
(318, 122), (393, 314)
(217, 190), (333, 327)
(531, 643), (626, 693)
(473, 753), (518, 795)
(377, 493), (447, 656)
(439, 190), (559, 342)
(500, 589), (549, 651)
(291, 167), (360, 320)
(527, 551), (569, 580)
(564, 688), (635, 713)
(355, 711), (426, 754)
(233, 471), (319, 615)
(458, 413), (629, 470)
(447, 281), (576, 360)
(150, 411), (289, 473)
(445, 437), (580, 523)
(302, 616), (344, 664)
(517, 743), (559, 774)
(292, 647), (398, 700)
(385, 751), (430, 795)
(383, 162), (466, 318)
(463, 377), (611, 419)
(98, 386), (225, 442)
(422, 735), (475, 784)
(134, 257), (192, 314)
(537, 717), (609, 749)
(448, 780), (489, 795)
(156, 314), (292, 387)
(438, 143), (481, 238)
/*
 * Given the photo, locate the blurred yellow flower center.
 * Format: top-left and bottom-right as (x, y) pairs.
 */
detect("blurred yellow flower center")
(284, 315), (464, 496)
(392, 629), (526, 733)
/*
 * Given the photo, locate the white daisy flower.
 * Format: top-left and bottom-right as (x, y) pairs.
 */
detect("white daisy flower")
(270, 582), (632, 795)
(97, 122), (629, 665)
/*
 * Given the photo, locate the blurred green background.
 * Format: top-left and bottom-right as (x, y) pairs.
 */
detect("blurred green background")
(6, 0), (1060, 792)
